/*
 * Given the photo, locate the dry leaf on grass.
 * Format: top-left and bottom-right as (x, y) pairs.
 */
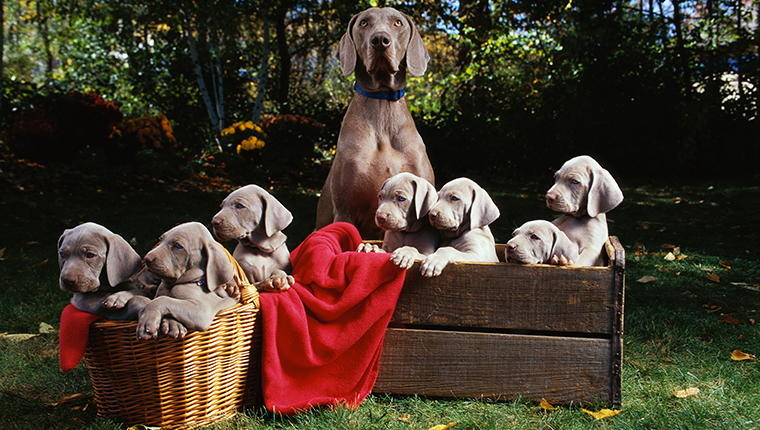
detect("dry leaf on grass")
(722, 315), (743, 325)
(582, 408), (621, 420)
(46, 393), (89, 406)
(703, 304), (721, 313)
(636, 276), (658, 284)
(427, 422), (457, 430)
(707, 273), (721, 283)
(539, 399), (556, 410)
(730, 350), (756, 361)
(674, 387), (700, 398)
(0, 333), (38, 341)
(0, 247), (5, 260)
(719, 261), (731, 269)
(398, 414), (411, 422)
(664, 252), (676, 261)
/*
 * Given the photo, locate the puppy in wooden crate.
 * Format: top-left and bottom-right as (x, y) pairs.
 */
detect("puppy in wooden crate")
(57, 222), (155, 319)
(356, 172), (440, 269)
(137, 222), (239, 340)
(505, 220), (579, 265)
(421, 177), (500, 277)
(546, 155), (624, 266)
(212, 184), (294, 292)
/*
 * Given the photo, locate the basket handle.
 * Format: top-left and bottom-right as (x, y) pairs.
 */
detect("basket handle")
(219, 243), (259, 306)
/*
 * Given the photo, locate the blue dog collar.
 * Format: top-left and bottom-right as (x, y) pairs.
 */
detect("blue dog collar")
(354, 82), (405, 101)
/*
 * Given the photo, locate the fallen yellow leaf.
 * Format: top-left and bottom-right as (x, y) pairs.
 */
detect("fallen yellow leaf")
(398, 414), (411, 422)
(674, 387), (700, 398)
(731, 350), (756, 361)
(0, 333), (38, 342)
(664, 252), (676, 261)
(539, 399), (556, 410)
(46, 393), (88, 406)
(703, 304), (721, 313)
(723, 315), (743, 325)
(582, 408), (621, 420)
(427, 422), (457, 430)
(707, 273), (720, 283)
(636, 276), (658, 284)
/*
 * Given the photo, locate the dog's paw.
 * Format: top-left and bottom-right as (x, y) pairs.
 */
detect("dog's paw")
(136, 310), (161, 340)
(550, 255), (574, 266)
(223, 283), (241, 300)
(420, 254), (448, 277)
(161, 318), (188, 339)
(390, 247), (420, 270)
(356, 242), (383, 253)
(102, 291), (133, 309)
(258, 275), (295, 292)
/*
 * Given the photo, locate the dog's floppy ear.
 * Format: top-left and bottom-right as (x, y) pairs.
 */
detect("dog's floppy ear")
(104, 232), (143, 288)
(337, 14), (358, 77)
(407, 176), (437, 232)
(262, 193), (293, 238)
(469, 185), (500, 229)
(587, 166), (624, 217)
(404, 13), (429, 77)
(550, 226), (579, 265)
(203, 240), (235, 292)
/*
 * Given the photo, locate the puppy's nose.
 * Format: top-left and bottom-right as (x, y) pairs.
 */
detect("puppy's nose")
(371, 32), (391, 50)
(428, 209), (439, 220)
(144, 253), (155, 266)
(61, 275), (78, 289)
(507, 243), (516, 251)
(211, 217), (222, 227)
(546, 192), (556, 203)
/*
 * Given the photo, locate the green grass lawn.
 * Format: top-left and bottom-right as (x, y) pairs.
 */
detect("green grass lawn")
(1, 158), (758, 429)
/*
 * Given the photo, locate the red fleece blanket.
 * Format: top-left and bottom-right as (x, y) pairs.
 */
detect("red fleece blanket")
(259, 222), (406, 414)
(59, 304), (103, 372)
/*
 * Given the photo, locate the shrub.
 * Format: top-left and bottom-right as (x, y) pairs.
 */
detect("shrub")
(108, 113), (177, 164)
(6, 91), (122, 163)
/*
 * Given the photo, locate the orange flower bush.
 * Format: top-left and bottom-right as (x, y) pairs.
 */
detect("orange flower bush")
(112, 114), (177, 151)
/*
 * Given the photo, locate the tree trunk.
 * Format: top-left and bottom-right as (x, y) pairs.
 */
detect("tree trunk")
(1, 0), (4, 113)
(252, 14), (270, 124)
(275, 1), (291, 113)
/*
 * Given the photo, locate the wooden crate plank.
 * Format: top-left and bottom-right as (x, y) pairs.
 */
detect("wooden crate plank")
(374, 328), (613, 405)
(392, 263), (616, 334)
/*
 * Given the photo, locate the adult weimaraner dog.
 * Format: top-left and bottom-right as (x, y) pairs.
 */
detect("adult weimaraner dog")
(546, 155), (624, 266)
(137, 222), (239, 340)
(212, 184), (294, 292)
(57, 222), (154, 319)
(315, 7), (435, 239)
(420, 178), (500, 277)
(356, 172), (440, 269)
(505, 220), (579, 265)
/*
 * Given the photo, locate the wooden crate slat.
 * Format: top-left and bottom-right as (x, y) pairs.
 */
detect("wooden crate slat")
(392, 263), (616, 334)
(374, 328), (613, 404)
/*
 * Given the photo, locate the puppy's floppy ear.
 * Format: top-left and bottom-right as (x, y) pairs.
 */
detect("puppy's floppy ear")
(469, 185), (500, 229)
(587, 166), (624, 217)
(262, 193), (293, 238)
(104, 232), (143, 288)
(203, 240), (235, 292)
(407, 177), (437, 232)
(549, 226), (579, 265)
(337, 14), (358, 77)
(404, 13), (429, 77)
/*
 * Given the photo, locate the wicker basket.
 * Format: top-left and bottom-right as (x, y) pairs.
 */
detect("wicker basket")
(84, 252), (260, 429)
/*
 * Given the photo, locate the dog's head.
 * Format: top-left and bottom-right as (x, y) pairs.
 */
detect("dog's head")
(546, 155), (624, 218)
(144, 222), (234, 292)
(57, 222), (142, 293)
(212, 185), (292, 253)
(506, 220), (578, 265)
(337, 7), (429, 90)
(375, 172), (437, 233)
(428, 178), (500, 238)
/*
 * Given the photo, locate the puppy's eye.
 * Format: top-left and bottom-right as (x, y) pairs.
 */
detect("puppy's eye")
(397, 196), (406, 202)
(571, 179), (580, 185)
(236, 203), (246, 209)
(394, 19), (403, 27)
(450, 196), (459, 201)
(378, 194), (383, 201)
(59, 251), (66, 258)
(85, 252), (96, 258)
(173, 243), (184, 250)
(359, 19), (368, 27)
(530, 234), (540, 240)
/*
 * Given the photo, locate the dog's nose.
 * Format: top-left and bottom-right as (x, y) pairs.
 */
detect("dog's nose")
(371, 32), (391, 50)
(507, 242), (517, 251)
(211, 217), (222, 227)
(144, 253), (155, 266)
(546, 192), (556, 203)
(428, 210), (438, 220)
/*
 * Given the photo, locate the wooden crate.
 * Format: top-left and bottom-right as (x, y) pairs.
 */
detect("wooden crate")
(373, 237), (625, 405)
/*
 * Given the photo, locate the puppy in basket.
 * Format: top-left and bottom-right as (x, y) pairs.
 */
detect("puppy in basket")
(545, 155), (624, 266)
(357, 172), (440, 269)
(57, 222), (156, 319)
(211, 184), (294, 292)
(505, 220), (579, 265)
(137, 222), (240, 340)
(421, 177), (500, 277)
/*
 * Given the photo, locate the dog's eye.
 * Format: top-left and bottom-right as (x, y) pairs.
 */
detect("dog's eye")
(397, 196), (406, 202)
(359, 19), (368, 27)
(236, 203), (246, 209)
(394, 19), (403, 27)
(59, 251), (66, 258)
(571, 179), (580, 185)
(450, 196), (459, 202)
(530, 234), (540, 240)
(85, 252), (96, 258)
(173, 242), (184, 250)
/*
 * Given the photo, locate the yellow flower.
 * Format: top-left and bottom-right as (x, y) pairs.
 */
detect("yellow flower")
(236, 144), (242, 154)
(245, 121), (254, 129)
